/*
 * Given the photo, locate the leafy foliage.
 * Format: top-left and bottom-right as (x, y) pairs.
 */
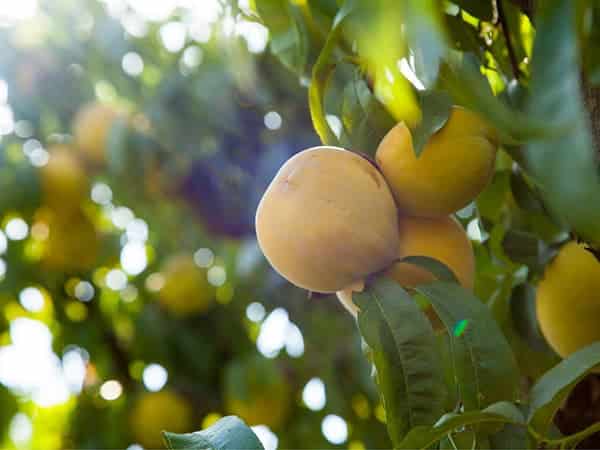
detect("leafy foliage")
(1, 0), (600, 448)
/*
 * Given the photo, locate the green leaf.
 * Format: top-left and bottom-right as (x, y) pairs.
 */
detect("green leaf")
(488, 423), (529, 450)
(527, 342), (600, 436)
(398, 401), (524, 449)
(411, 91), (453, 156)
(416, 282), (520, 411)
(354, 277), (446, 447)
(510, 168), (545, 214)
(400, 0), (447, 87)
(440, 54), (563, 144)
(444, 14), (485, 58)
(399, 255), (460, 285)
(509, 283), (552, 353)
(254, 0), (309, 76)
(501, 229), (553, 270)
(340, 75), (395, 154)
(523, 0), (600, 248)
(163, 416), (264, 450)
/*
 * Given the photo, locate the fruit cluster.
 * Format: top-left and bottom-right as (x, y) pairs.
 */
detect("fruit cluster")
(256, 106), (499, 315)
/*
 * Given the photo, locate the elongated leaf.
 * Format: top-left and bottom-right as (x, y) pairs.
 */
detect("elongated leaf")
(501, 229), (551, 270)
(416, 282), (520, 411)
(341, 75), (395, 154)
(354, 278), (446, 447)
(488, 423), (529, 450)
(398, 401), (524, 449)
(399, 256), (459, 285)
(527, 342), (600, 436)
(411, 91), (452, 156)
(441, 54), (564, 144)
(523, 0), (600, 248)
(400, 0), (447, 87)
(163, 416), (264, 450)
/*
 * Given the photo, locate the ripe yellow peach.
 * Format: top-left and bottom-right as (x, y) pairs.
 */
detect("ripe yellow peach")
(375, 106), (498, 217)
(158, 254), (215, 317)
(72, 102), (122, 166)
(40, 145), (89, 210)
(130, 390), (193, 449)
(536, 242), (600, 364)
(256, 146), (399, 293)
(40, 210), (99, 273)
(337, 215), (474, 317)
(389, 215), (474, 290)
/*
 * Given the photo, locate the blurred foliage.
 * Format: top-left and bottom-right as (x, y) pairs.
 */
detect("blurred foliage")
(0, 0), (599, 449)
(0, 1), (390, 449)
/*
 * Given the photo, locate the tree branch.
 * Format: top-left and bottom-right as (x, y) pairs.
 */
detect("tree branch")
(582, 78), (600, 156)
(497, 0), (522, 80)
(508, 0), (599, 155)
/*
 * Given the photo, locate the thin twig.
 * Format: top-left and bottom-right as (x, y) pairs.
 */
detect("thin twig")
(497, 0), (522, 80)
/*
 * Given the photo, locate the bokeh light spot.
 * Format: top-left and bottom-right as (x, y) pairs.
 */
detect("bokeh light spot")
(127, 0), (176, 22)
(302, 378), (326, 411)
(257, 308), (288, 358)
(62, 347), (87, 394)
(321, 414), (348, 445)
(207, 266), (226, 287)
(0, 230), (7, 254)
(91, 183), (113, 205)
(285, 323), (304, 358)
(160, 21), (186, 52)
(236, 20), (269, 53)
(0, 258), (6, 279)
(121, 284), (138, 303)
(19, 287), (45, 312)
(9, 413), (32, 445)
(111, 206), (135, 229)
(0, 104), (14, 135)
(122, 52), (144, 76)
(126, 218), (149, 242)
(121, 242), (147, 275)
(100, 380), (123, 400)
(142, 363), (168, 392)
(145, 272), (165, 292)
(194, 248), (214, 268)
(5, 218), (28, 240)
(106, 269), (128, 291)
(182, 46), (203, 68)
(264, 111), (282, 130)
(14, 120), (33, 138)
(74, 281), (95, 302)
(0, 80), (7, 103)
(246, 302), (266, 322)
(251, 425), (278, 450)
(29, 147), (49, 167)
